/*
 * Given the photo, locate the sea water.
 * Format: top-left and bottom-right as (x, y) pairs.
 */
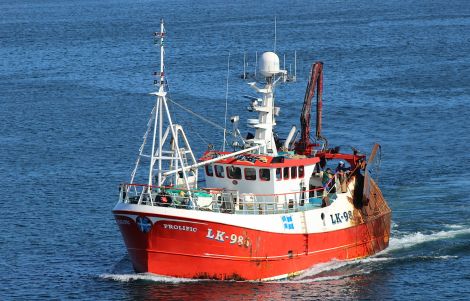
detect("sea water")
(1, 0), (469, 299)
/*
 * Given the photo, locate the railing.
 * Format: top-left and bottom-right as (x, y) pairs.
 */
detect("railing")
(236, 189), (322, 215)
(119, 167), (357, 214)
(120, 183), (203, 208)
(118, 176), (352, 215)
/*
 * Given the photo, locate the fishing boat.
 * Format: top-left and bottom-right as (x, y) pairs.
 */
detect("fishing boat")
(113, 20), (391, 281)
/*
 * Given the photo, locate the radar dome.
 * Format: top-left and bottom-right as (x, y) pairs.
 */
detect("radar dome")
(259, 52), (280, 77)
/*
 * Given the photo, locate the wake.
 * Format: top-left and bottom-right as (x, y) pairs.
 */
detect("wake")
(385, 224), (470, 253)
(283, 224), (469, 283)
(99, 273), (198, 283)
(100, 224), (468, 284)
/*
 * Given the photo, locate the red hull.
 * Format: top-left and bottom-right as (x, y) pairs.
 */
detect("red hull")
(114, 210), (391, 280)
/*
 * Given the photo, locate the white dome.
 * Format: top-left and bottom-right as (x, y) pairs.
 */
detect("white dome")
(259, 52), (280, 77)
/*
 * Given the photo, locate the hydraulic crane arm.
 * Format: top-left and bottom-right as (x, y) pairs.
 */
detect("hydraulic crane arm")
(295, 61), (325, 155)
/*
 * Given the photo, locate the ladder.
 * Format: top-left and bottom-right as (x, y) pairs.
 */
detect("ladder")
(299, 211), (309, 254)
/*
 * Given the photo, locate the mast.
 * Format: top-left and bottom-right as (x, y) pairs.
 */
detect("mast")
(159, 19), (165, 86)
(254, 51), (258, 78)
(243, 52), (246, 79)
(223, 53), (230, 151)
(246, 52), (287, 155)
(145, 19), (197, 198)
(149, 19), (166, 187)
(294, 50), (297, 81)
(157, 19), (165, 187)
(274, 16), (277, 53)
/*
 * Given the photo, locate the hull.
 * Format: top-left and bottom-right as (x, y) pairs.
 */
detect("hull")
(113, 179), (391, 281)
(115, 213), (390, 280)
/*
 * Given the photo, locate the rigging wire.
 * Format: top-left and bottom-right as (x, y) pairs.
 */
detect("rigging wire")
(222, 52), (231, 151)
(167, 97), (232, 135)
(130, 105), (156, 184)
(194, 130), (211, 147)
(166, 78), (219, 150)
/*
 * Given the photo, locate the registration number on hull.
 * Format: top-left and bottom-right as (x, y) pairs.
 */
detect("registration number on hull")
(206, 228), (249, 246)
(330, 210), (353, 224)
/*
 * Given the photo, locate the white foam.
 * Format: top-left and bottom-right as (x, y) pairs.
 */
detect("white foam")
(443, 224), (465, 230)
(282, 273), (361, 283)
(272, 257), (392, 284)
(278, 248), (460, 283)
(102, 253), (458, 284)
(415, 255), (458, 260)
(294, 259), (351, 280)
(99, 273), (199, 283)
(295, 257), (393, 280)
(102, 226), (467, 284)
(386, 226), (470, 252)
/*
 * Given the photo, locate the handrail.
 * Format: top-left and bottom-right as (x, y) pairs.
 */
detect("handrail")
(122, 182), (323, 198)
(120, 173), (357, 214)
(245, 186), (324, 197)
(119, 185), (338, 214)
(122, 183), (223, 194)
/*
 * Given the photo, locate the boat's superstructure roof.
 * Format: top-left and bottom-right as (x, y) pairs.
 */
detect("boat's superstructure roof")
(199, 150), (320, 167)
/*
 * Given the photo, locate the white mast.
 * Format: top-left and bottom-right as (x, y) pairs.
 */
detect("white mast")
(223, 52), (230, 151)
(254, 51), (258, 78)
(246, 52), (286, 156)
(274, 16), (277, 52)
(145, 19), (197, 199)
(157, 19), (165, 186)
(242, 51), (246, 79)
(148, 19), (166, 188)
(294, 50), (297, 82)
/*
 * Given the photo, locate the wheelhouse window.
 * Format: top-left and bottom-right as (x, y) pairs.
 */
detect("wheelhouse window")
(215, 165), (225, 178)
(245, 168), (256, 180)
(227, 166), (242, 179)
(283, 167), (289, 180)
(291, 166), (297, 179)
(276, 168), (282, 181)
(205, 165), (214, 177)
(260, 168), (271, 181)
(299, 165), (305, 178)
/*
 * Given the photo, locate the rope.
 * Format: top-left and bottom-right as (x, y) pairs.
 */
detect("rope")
(194, 131), (211, 147)
(129, 105), (156, 184)
(167, 97), (232, 135)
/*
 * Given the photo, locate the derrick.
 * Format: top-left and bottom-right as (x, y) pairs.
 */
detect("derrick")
(295, 61), (325, 155)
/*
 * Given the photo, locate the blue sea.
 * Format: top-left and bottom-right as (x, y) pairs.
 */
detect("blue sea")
(1, 0), (469, 299)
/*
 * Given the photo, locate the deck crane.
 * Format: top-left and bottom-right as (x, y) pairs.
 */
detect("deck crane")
(295, 61), (328, 155)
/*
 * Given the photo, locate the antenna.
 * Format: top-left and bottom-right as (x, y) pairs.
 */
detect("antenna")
(255, 51), (258, 78)
(223, 52), (231, 151)
(274, 16), (277, 52)
(243, 51), (246, 79)
(294, 50), (297, 81)
(158, 19), (165, 86)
